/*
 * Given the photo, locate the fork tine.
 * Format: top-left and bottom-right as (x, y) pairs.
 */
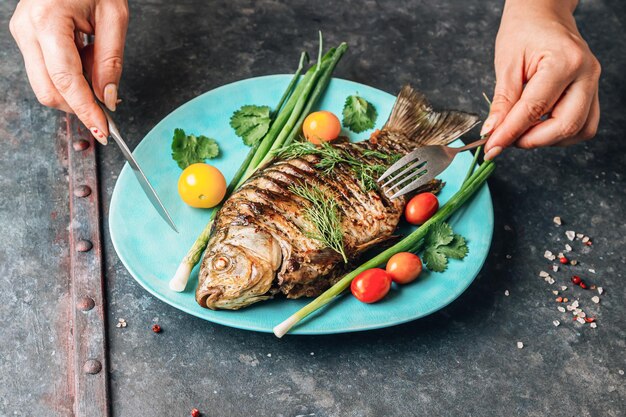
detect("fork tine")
(390, 171), (438, 199)
(377, 149), (421, 183)
(384, 165), (428, 191)
(380, 158), (426, 188)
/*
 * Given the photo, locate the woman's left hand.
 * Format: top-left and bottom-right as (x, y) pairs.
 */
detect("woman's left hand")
(483, 0), (601, 160)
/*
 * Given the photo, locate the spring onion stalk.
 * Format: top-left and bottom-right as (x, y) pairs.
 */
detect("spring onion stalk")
(237, 40), (332, 186)
(273, 51), (308, 117)
(462, 141), (483, 186)
(273, 161), (495, 337)
(282, 43), (348, 147)
(168, 53), (316, 292)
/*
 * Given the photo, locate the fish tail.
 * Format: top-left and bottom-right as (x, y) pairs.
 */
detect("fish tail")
(381, 85), (480, 146)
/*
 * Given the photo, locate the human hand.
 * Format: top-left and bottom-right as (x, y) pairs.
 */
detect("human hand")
(10, 0), (129, 144)
(482, 0), (601, 160)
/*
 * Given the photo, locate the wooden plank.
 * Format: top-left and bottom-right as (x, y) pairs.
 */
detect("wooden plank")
(66, 115), (110, 417)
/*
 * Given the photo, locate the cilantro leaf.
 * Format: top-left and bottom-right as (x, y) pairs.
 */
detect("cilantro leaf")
(438, 234), (468, 259)
(342, 95), (378, 133)
(423, 247), (448, 272)
(424, 222), (454, 248)
(171, 128), (220, 169)
(230, 105), (271, 146)
(421, 223), (469, 272)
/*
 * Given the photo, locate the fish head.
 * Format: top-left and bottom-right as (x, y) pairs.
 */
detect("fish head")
(196, 226), (282, 309)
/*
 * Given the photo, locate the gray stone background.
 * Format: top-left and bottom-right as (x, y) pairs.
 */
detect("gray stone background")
(0, 0), (624, 416)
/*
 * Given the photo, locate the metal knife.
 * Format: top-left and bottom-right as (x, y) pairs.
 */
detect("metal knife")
(97, 102), (179, 233)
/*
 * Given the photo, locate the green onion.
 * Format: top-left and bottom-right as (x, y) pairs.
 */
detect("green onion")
(282, 43), (348, 147)
(273, 160), (495, 337)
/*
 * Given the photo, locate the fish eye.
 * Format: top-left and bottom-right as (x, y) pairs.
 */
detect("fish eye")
(213, 255), (231, 271)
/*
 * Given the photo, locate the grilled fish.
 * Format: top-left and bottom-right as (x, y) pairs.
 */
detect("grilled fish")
(196, 85), (479, 309)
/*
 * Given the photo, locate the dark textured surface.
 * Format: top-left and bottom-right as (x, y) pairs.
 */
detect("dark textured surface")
(1, 0), (625, 416)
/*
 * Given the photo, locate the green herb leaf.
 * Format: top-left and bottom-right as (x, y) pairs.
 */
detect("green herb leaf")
(230, 105), (272, 146)
(290, 183), (347, 263)
(422, 223), (468, 272)
(342, 95), (378, 133)
(171, 128), (220, 169)
(422, 247), (448, 272)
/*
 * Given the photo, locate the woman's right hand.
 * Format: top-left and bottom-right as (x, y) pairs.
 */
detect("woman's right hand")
(9, 0), (129, 144)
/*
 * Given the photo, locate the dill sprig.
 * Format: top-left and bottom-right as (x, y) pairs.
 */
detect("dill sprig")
(274, 141), (400, 192)
(289, 183), (348, 263)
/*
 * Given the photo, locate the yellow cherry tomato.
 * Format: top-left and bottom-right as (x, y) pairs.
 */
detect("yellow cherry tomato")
(302, 111), (341, 144)
(178, 163), (226, 208)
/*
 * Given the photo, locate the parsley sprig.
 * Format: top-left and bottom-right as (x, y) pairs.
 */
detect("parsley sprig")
(421, 222), (468, 272)
(342, 95), (378, 133)
(171, 128), (220, 169)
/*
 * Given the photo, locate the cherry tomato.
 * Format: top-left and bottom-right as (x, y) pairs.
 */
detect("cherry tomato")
(178, 163), (226, 208)
(405, 192), (439, 225)
(350, 268), (392, 303)
(386, 252), (423, 284)
(302, 111), (341, 144)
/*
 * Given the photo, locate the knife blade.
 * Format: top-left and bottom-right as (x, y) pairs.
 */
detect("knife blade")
(98, 103), (179, 233)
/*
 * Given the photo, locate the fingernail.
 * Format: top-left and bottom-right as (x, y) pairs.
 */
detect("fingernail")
(90, 127), (108, 145)
(103, 83), (117, 111)
(480, 115), (498, 136)
(484, 146), (502, 161)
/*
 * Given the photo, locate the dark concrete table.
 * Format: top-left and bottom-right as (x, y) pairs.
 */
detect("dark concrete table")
(1, 1), (624, 416)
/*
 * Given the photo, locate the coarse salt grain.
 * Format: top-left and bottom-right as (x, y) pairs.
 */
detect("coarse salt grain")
(598, 287), (604, 295)
(590, 323), (597, 329)
(517, 342), (524, 349)
(267, 354), (272, 357)
(618, 370), (624, 375)
(547, 277), (555, 285)
(553, 216), (562, 225)
(553, 320), (560, 327)
(565, 244), (572, 252)
(589, 268), (596, 274)
(558, 306), (566, 313)
(504, 225), (512, 231)
(544, 251), (556, 261)
(552, 265), (559, 272)
(565, 231), (575, 241)
(561, 286), (568, 291)
(572, 300), (579, 308)
(576, 317), (586, 324)
(576, 233), (584, 239)
(504, 290), (509, 296)
(582, 236), (590, 243)
(591, 296), (600, 304)
(552, 290), (559, 295)
(570, 260), (578, 266)
(506, 254), (512, 259)
(539, 271), (550, 278)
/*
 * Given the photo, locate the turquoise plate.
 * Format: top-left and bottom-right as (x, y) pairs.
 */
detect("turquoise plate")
(109, 75), (493, 335)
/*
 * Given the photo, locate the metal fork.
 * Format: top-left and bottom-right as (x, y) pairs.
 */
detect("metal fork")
(378, 137), (487, 199)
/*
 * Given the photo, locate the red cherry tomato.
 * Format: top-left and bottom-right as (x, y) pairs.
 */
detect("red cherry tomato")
(386, 252), (423, 284)
(405, 192), (439, 225)
(350, 268), (392, 303)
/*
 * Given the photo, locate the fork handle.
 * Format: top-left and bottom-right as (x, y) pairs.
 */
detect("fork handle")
(453, 137), (488, 153)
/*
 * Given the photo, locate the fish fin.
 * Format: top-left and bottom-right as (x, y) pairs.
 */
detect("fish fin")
(382, 85), (480, 146)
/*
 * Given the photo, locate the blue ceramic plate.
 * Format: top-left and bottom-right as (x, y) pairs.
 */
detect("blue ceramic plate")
(109, 75), (493, 335)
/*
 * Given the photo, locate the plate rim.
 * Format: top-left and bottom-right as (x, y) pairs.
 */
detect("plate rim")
(108, 74), (494, 335)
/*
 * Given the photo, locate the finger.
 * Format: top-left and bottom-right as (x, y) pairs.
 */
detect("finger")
(14, 33), (72, 113)
(92, 3), (129, 111)
(80, 43), (95, 82)
(557, 90), (600, 147)
(36, 27), (109, 144)
(481, 57), (524, 138)
(515, 78), (595, 149)
(485, 65), (575, 158)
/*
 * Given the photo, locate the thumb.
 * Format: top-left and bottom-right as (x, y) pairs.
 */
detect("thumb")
(92, 3), (129, 111)
(482, 60), (523, 159)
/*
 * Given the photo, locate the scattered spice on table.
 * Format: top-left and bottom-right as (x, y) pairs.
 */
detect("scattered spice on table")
(116, 318), (127, 328)
(504, 290), (509, 296)
(517, 342), (524, 349)
(191, 408), (200, 417)
(152, 324), (162, 333)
